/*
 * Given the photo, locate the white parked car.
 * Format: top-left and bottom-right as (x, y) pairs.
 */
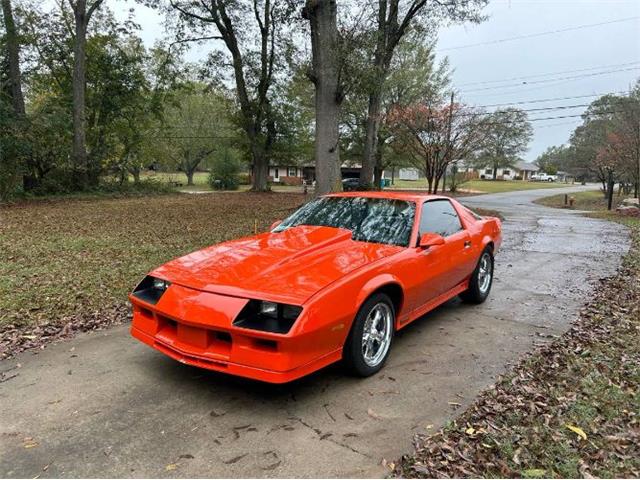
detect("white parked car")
(531, 173), (557, 182)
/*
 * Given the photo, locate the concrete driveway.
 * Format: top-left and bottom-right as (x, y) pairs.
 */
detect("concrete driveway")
(0, 185), (630, 478)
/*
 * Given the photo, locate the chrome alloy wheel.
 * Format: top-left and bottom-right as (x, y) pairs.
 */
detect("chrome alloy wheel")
(361, 303), (393, 367)
(478, 252), (493, 294)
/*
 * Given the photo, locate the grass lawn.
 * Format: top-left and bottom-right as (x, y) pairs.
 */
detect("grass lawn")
(535, 189), (634, 210)
(460, 179), (571, 194)
(390, 178), (571, 194)
(0, 192), (306, 357)
(138, 171), (211, 190)
(395, 198), (640, 478)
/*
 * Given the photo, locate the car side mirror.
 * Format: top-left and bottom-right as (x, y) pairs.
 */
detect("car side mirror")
(270, 220), (282, 231)
(419, 232), (445, 248)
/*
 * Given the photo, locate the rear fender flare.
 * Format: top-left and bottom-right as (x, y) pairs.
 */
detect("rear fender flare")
(481, 235), (495, 251)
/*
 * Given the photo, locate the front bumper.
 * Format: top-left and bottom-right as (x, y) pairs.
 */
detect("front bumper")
(129, 284), (342, 383)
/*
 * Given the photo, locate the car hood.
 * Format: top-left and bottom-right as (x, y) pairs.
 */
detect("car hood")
(151, 225), (403, 305)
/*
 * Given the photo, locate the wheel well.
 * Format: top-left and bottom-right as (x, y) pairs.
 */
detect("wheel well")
(371, 283), (404, 317)
(485, 241), (494, 253)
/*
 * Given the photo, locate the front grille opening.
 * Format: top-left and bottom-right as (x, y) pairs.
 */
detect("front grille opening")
(135, 305), (153, 318)
(253, 338), (278, 352)
(215, 331), (232, 344)
(208, 329), (232, 354)
(157, 315), (177, 336)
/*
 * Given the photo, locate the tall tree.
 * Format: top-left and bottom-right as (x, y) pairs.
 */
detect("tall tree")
(388, 98), (486, 193)
(535, 145), (572, 175)
(303, 0), (342, 195)
(159, 0), (293, 191)
(474, 108), (532, 179)
(67, 0), (106, 187)
(1, 0), (25, 116)
(157, 88), (237, 186)
(358, 0), (487, 187)
(570, 94), (628, 193)
(609, 85), (640, 198)
(342, 33), (450, 187)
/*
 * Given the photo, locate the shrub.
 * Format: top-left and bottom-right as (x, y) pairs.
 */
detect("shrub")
(238, 172), (251, 185)
(208, 149), (241, 190)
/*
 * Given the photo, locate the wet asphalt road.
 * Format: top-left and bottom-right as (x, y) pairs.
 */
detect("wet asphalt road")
(0, 185), (630, 478)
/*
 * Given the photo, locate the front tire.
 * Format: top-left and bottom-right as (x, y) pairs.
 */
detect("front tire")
(343, 293), (394, 377)
(460, 248), (494, 304)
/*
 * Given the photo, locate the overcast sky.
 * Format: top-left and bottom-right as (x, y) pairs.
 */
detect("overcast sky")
(109, 0), (640, 161)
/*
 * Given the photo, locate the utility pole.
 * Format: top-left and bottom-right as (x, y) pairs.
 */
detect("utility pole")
(607, 168), (615, 211)
(443, 91), (454, 193)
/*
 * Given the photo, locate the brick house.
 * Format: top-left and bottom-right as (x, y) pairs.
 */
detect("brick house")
(260, 163), (365, 186)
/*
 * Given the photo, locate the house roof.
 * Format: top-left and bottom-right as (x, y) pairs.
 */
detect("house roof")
(515, 161), (539, 172)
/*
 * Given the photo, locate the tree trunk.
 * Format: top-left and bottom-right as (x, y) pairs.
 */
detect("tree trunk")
(305, 0), (342, 195)
(130, 168), (141, 184)
(252, 146), (269, 191)
(636, 155), (640, 199)
(426, 171), (433, 194)
(492, 164), (497, 180)
(1, 0), (25, 117)
(373, 165), (383, 189)
(433, 176), (440, 194)
(186, 169), (195, 186)
(607, 171), (614, 211)
(361, 90), (382, 187)
(71, 1), (88, 187)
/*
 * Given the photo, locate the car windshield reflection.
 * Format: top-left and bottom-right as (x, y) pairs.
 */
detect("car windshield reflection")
(273, 196), (415, 247)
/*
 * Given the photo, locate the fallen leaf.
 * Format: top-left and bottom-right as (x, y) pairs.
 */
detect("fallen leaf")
(165, 463), (178, 471)
(367, 408), (381, 419)
(565, 424), (587, 440)
(522, 468), (546, 478)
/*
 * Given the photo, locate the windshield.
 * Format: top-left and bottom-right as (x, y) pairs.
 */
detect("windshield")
(273, 196), (415, 247)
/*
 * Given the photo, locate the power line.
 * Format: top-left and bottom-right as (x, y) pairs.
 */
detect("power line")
(491, 103), (592, 114)
(461, 66), (640, 93)
(448, 103), (591, 118)
(534, 120), (582, 129)
(456, 61), (640, 87)
(440, 16), (640, 51)
(472, 91), (630, 108)
(463, 110), (626, 127)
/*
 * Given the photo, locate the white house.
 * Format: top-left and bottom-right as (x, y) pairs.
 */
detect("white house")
(464, 160), (539, 181)
(398, 167), (420, 181)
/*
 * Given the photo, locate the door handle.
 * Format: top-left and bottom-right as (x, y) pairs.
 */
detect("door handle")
(464, 240), (472, 248)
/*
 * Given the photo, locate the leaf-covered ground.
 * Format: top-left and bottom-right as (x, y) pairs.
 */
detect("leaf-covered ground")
(0, 192), (304, 359)
(535, 190), (634, 211)
(394, 215), (640, 478)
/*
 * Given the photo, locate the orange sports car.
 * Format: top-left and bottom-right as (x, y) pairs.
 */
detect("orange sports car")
(130, 192), (501, 383)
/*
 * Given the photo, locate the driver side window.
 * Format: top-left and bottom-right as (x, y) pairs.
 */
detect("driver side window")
(419, 200), (463, 238)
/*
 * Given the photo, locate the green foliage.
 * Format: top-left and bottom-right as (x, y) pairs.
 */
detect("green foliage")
(156, 86), (239, 185)
(472, 108), (533, 176)
(208, 149), (241, 191)
(0, 2), (193, 197)
(534, 146), (572, 175)
(0, 101), (24, 201)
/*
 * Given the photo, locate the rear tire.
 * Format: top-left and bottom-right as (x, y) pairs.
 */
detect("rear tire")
(343, 293), (395, 377)
(460, 248), (494, 304)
